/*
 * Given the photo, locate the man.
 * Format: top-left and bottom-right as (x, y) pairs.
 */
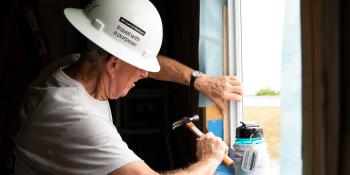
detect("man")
(14, 0), (243, 174)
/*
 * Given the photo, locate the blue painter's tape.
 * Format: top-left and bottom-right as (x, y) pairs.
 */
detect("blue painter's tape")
(217, 164), (234, 175)
(198, 0), (228, 107)
(207, 120), (234, 174)
(207, 120), (223, 138)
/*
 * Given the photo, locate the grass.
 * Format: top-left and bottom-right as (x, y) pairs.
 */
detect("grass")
(243, 107), (281, 159)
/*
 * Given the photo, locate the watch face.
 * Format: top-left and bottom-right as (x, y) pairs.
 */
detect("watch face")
(192, 71), (202, 77)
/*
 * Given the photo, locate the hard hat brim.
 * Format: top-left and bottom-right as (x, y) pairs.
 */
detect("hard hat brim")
(64, 8), (160, 72)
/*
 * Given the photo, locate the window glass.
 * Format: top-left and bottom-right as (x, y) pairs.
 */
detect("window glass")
(241, 0), (285, 174)
(241, 0), (302, 174)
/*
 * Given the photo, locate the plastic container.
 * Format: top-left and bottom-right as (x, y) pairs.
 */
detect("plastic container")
(233, 121), (269, 175)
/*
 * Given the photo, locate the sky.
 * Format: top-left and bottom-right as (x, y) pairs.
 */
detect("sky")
(241, 0), (285, 95)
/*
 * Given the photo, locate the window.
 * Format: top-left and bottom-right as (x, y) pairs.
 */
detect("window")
(230, 0), (302, 174)
(199, 0), (301, 173)
(241, 0), (284, 174)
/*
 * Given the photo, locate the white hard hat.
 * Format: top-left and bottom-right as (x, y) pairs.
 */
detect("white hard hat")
(64, 0), (163, 72)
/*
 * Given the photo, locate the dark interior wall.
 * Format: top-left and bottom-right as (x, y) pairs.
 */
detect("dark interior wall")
(340, 0), (350, 174)
(157, 0), (200, 169)
(301, 0), (350, 174)
(0, 2), (43, 174)
(0, 0), (200, 173)
(116, 0), (201, 171)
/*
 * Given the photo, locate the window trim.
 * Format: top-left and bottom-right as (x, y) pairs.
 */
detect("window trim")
(227, 0), (243, 146)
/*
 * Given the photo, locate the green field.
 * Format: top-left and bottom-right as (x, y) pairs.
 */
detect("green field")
(244, 107), (281, 159)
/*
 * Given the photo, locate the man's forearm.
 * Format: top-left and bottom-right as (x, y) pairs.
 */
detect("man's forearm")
(149, 55), (243, 113)
(161, 158), (219, 175)
(148, 55), (194, 86)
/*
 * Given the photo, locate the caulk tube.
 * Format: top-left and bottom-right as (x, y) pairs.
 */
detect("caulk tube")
(232, 122), (269, 175)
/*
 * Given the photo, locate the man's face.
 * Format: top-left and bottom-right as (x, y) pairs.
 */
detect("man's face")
(110, 59), (148, 99)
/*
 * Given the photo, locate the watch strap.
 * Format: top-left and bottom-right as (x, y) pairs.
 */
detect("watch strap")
(190, 71), (203, 88)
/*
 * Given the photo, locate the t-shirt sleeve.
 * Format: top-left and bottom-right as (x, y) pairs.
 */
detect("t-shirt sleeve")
(51, 117), (141, 175)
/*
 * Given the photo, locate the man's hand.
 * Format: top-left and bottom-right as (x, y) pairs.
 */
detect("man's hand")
(196, 132), (228, 167)
(110, 132), (228, 175)
(194, 75), (243, 113)
(149, 55), (243, 113)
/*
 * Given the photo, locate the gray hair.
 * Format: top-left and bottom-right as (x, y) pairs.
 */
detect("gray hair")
(80, 38), (112, 67)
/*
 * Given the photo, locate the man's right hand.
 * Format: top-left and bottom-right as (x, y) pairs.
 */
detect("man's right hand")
(196, 132), (228, 167)
(109, 132), (228, 175)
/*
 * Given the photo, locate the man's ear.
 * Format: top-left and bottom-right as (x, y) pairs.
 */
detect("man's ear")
(105, 55), (119, 77)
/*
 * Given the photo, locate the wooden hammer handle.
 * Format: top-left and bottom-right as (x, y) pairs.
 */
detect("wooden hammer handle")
(185, 122), (235, 168)
(186, 122), (205, 137)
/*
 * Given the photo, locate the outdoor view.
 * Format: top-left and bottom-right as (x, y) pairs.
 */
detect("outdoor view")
(241, 0), (285, 174)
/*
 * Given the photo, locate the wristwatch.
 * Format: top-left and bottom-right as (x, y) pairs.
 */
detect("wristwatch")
(190, 70), (204, 88)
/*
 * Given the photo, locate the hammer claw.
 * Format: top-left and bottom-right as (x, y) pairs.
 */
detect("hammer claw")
(172, 115), (199, 130)
(172, 121), (183, 130)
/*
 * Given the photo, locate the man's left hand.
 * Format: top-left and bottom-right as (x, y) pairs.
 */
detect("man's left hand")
(194, 75), (243, 114)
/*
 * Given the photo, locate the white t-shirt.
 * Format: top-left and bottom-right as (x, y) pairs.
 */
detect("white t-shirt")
(14, 54), (140, 175)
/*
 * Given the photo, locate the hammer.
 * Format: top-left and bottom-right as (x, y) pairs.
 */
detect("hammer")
(172, 115), (235, 168)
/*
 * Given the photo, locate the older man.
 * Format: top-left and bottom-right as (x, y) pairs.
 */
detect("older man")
(14, 0), (242, 174)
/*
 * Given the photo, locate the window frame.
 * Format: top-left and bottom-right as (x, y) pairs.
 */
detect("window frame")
(227, 0), (243, 146)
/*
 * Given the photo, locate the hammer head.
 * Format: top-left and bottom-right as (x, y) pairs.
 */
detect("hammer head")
(172, 115), (199, 130)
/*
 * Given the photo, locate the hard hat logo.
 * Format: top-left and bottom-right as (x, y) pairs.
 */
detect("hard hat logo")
(64, 0), (163, 72)
(112, 17), (145, 48)
(119, 17), (146, 36)
(113, 25), (139, 47)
